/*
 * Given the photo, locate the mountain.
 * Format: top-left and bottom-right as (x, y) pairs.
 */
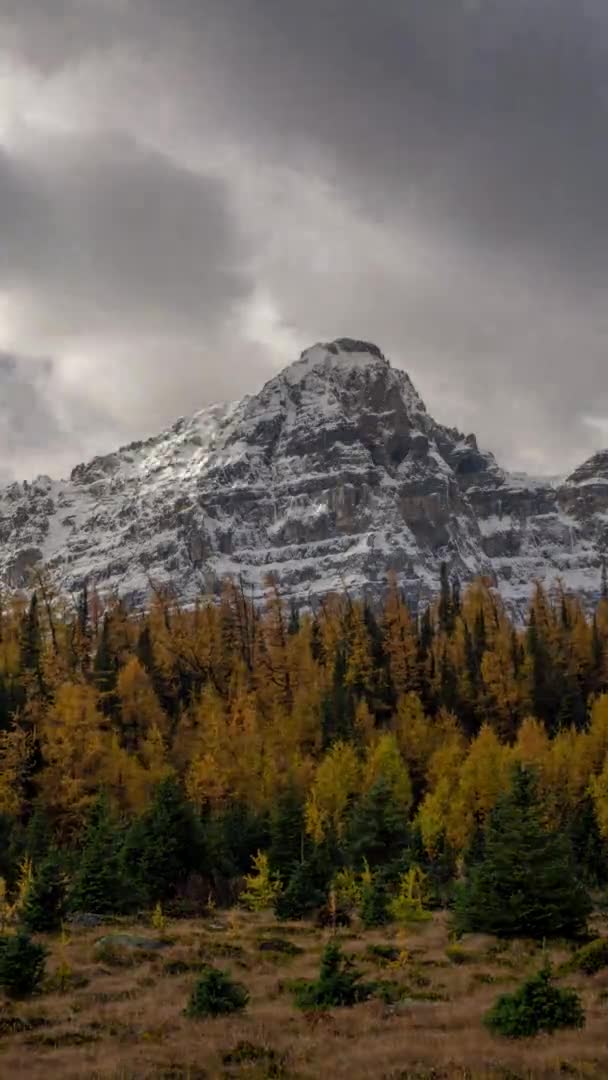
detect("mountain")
(1, 338), (607, 615)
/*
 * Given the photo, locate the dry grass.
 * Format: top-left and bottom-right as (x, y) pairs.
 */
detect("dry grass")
(1, 910), (608, 1079)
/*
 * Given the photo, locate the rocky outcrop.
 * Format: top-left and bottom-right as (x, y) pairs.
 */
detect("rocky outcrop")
(0, 339), (606, 615)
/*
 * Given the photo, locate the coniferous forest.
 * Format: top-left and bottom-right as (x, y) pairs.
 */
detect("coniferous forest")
(2, 567), (608, 919)
(5, 569), (608, 1075)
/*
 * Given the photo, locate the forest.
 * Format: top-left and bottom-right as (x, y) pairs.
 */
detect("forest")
(3, 567), (608, 1075)
(1, 563), (608, 926)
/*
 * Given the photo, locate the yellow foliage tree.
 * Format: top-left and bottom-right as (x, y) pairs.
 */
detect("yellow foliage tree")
(305, 741), (360, 843)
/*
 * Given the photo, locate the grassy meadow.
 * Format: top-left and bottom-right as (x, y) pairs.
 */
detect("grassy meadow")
(2, 909), (608, 1079)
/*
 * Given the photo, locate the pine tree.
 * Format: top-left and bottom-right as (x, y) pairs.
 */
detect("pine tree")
(457, 764), (591, 939)
(69, 795), (125, 914)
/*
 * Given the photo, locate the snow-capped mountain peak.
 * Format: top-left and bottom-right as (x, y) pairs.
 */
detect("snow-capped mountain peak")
(0, 339), (606, 614)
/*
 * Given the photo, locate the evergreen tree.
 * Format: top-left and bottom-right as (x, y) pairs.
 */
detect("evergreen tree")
(69, 795), (125, 914)
(438, 563), (453, 634)
(19, 593), (41, 674)
(556, 677), (587, 732)
(207, 801), (269, 880)
(24, 800), (53, 864)
(93, 614), (118, 707)
(346, 777), (409, 876)
(451, 576), (461, 620)
(360, 874), (389, 928)
(268, 783), (306, 884)
(21, 850), (67, 934)
(321, 649), (355, 747)
(121, 775), (205, 904)
(568, 794), (608, 887)
(457, 765), (591, 939)
(274, 837), (337, 920)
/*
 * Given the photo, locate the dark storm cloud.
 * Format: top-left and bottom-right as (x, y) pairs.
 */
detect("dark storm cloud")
(1, 0), (608, 478)
(0, 134), (249, 331)
(0, 352), (120, 483)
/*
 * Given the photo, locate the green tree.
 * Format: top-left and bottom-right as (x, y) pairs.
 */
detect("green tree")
(360, 873), (389, 928)
(24, 800), (53, 864)
(346, 777), (409, 875)
(0, 933), (46, 998)
(69, 795), (125, 914)
(121, 775), (205, 905)
(274, 837), (337, 921)
(293, 942), (371, 1010)
(185, 966), (249, 1018)
(268, 783), (306, 884)
(19, 593), (42, 674)
(484, 962), (584, 1038)
(21, 850), (67, 933)
(456, 765), (591, 940)
(568, 794), (608, 888)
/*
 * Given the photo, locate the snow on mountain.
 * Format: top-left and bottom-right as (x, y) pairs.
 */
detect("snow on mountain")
(1, 338), (606, 614)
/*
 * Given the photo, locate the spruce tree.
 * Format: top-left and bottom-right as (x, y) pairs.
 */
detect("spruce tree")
(21, 850), (67, 934)
(457, 765), (591, 940)
(121, 775), (205, 905)
(19, 593), (41, 674)
(93, 614), (118, 708)
(69, 795), (125, 914)
(568, 794), (608, 887)
(438, 563), (453, 633)
(207, 801), (269, 880)
(346, 777), (409, 876)
(24, 800), (53, 864)
(268, 783), (306, 884)
(360, 874), (389, 928)
(274, 838), (337, 920)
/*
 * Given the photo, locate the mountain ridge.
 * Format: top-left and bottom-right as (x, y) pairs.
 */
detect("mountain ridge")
(1, 338), (606, 614)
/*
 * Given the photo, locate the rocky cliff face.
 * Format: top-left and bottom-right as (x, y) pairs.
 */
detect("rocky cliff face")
(1, 338), (606, 614)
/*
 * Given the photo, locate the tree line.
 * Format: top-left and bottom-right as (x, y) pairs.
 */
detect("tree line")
(2, 565), (608, 920)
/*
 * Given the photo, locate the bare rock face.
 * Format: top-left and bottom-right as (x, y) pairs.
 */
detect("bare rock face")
(0, 339), (606, 614)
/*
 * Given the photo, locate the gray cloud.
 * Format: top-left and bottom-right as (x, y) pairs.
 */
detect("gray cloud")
(1, 0), (608, 479)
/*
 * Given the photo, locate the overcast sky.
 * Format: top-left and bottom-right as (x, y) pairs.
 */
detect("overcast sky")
(1, 0), (608, 483)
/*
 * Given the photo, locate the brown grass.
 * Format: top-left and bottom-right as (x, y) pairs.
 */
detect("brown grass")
(1, 911), (607, 1079)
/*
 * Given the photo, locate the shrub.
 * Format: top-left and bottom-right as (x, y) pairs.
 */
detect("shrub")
(446, 944), (476, 965)
(389, 866), (432, 925)
(484, 964), (585, 1038)
(185, 966), (249, 1018)
(292, 942), (372, 1011)
(0, 933), (47, 998)
(365, 944), (401, 965)
(569, 938), (608, 975)
(240, 852), (282, 912)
